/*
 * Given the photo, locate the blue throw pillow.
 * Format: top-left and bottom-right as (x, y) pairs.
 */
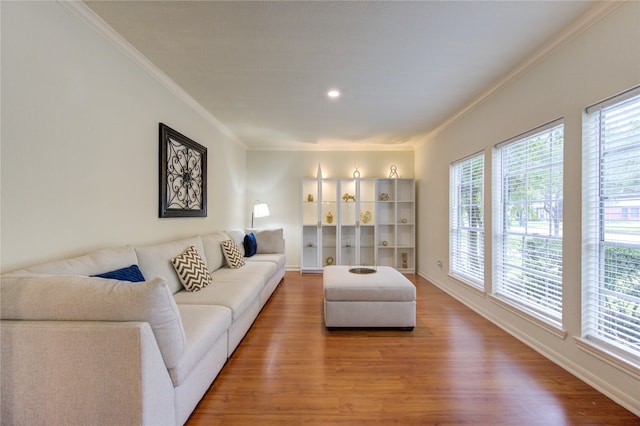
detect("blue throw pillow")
(91, 264), (146, 282)
(243, 232), (257, 257)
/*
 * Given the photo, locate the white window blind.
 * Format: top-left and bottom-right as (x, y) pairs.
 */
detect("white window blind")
(450, 152), (485, 287)
(494, 119), (564, 324)
(583, 86), (640, 361)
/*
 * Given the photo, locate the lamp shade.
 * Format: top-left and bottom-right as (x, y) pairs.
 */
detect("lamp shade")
(253, 203), (270, 218)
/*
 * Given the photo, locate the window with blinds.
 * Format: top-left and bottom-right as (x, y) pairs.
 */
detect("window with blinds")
(450, 152), (485, 287)
(583, 86), (640, 362)
(494, 119), (564, 325)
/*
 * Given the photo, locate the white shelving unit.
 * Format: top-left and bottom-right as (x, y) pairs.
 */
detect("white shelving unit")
(301, 176), (415, 273)
(338, 178), (376, 268)
(375, 178), (415, 273)
(301, 177), (338, 273)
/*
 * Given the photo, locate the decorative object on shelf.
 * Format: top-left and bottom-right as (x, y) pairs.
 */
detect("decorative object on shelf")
(159, 123), (207, 218)
(401, 252), (408, 269)
(401, 218), (407, 223)
(307, 193), (314, 202)
(326, 211), (334, 224)
(306, 242), (314, 248)
(325, 256), (334, 265)
(342, 193), (355, 202)
(389, 165), (398, 178)
(360, 210), (372, 224)
(382, 240), (388, 246)
(252, 201), (270, 227)
(379, 193), (389, 201)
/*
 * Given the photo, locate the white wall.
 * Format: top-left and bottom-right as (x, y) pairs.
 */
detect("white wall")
(415, 2), (640, 414)
(246, 150), (414, 268)
(1, 1), (247, 272)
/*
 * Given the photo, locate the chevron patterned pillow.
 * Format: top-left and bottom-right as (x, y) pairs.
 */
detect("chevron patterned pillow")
(221, 239), (246, 269)
(171, 246), (212, 292)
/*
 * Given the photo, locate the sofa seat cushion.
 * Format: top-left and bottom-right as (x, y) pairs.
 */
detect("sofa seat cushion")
(246, 254), (286, 270)
(0, 274), (186, 369)
(214, 261), (278, 280)
(174, 275), (263, 322)
(169, 304), (231, 387)
(135, 236), (206, 294)
(17, 246), (139, 276)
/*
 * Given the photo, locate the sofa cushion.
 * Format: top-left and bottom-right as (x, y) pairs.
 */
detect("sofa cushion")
(169, 304), (231, 387)
(0, 274), (186, 369)
(135, 236), (206, 294)
(201, 232), (228, 272)
(171, 246), (211, 292)
(213, 261), (277, 282)
(221, 240), (245, 269)
(91, 264), (146, 282)
(246, 228), (285, 254)
(246, 254), (286, 270)
(20, 246), (139, 276)
(174, 275), (263, 321)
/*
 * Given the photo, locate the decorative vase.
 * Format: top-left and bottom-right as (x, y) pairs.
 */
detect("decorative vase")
(307, 193), (314, 202)
(360, 210), (371, 224)
(326, 211), (333, 224)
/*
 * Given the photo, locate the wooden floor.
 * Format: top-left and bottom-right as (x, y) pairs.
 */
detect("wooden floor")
(186, 272), (638, 425)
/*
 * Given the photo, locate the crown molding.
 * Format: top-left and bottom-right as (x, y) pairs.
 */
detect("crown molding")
(57, 0), (247, 149)
(248, 144), (415, 153)
(417, 0), (625, 148)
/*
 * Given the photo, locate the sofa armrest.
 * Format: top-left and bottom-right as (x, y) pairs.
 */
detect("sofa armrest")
(1, 320), (176, 426)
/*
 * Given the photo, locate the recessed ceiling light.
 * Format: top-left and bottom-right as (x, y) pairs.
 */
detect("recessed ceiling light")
(327, 89), (341, 99)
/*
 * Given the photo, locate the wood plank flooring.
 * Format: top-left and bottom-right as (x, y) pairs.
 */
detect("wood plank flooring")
(186, 272), (639, 425)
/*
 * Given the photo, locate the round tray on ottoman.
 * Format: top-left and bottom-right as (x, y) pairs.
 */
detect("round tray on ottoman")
(348, 267), (377, 274)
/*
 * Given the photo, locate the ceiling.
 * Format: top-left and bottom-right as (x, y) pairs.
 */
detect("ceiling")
(85, 0), (600, 150)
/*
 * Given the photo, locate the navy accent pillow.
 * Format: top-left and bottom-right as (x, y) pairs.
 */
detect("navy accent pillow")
(243, 232), (257, 257)
(91, 264), (146, 282)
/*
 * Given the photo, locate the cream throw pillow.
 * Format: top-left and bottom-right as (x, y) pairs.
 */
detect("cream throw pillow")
(171, 246), (212, 292)
(221, 239), (246, 269)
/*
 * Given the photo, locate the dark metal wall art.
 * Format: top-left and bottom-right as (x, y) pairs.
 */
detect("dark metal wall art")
(159, 123), (207, 217)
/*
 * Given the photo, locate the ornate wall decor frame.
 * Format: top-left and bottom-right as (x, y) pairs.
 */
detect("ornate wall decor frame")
(159, 123), (207, 217)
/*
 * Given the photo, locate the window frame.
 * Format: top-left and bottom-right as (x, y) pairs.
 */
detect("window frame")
(493, 118), (565, 328)
(582, 86), (640, 365)
(449, 151), (485, 288)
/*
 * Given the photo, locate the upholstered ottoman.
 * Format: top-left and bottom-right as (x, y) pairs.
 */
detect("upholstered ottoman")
(323, 265), (416, 330)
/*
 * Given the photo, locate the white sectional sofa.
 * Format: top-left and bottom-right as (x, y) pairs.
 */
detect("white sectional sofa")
(0, 229), (285, 426)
